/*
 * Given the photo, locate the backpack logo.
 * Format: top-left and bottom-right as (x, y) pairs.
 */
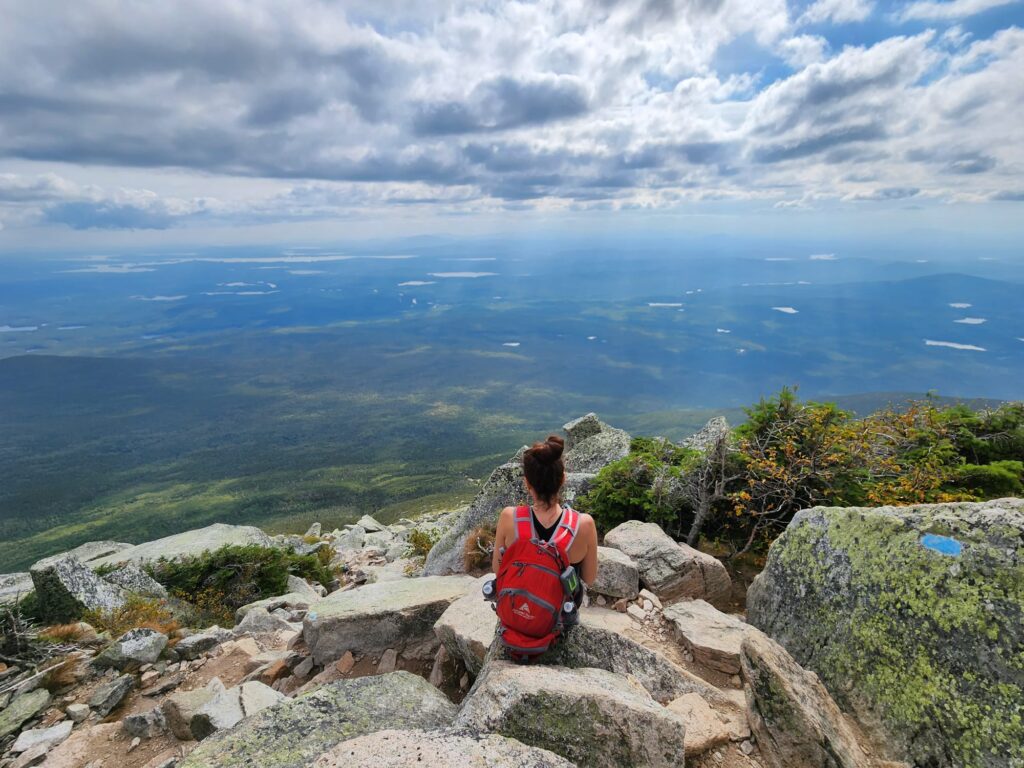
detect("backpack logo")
(512, 601), (534, 620)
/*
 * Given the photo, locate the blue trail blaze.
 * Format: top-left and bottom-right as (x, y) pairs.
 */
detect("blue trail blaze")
(920, 534), (962, 557)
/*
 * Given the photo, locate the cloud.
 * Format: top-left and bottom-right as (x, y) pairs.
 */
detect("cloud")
(799, 0), (874, 25)
(43, 201), (177, 230)
(898, 0), (1020, 22)
(413, 76), (590, 135)
(0, 0), (1019, 230)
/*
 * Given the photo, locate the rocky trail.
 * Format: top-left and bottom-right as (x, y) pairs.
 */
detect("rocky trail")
(1, 414), (1020, 767)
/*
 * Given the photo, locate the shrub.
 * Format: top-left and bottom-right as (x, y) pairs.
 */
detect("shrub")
(463, 524), (495, 573)
(146, 544), (332, 623)
(82, 595), (179, 638)
(408, 528), (440, 557)
(37, 623), (93, 644)
(950, 460), (1024, 497)
(41, 653), (87, 692)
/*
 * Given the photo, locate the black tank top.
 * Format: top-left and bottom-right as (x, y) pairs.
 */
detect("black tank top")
(531, 508), (584, 568)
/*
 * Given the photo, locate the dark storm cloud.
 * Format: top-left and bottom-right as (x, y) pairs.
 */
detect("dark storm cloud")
(413, 76), (590, 136)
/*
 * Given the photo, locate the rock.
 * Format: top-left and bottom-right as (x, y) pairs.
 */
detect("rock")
(384, 543), (408, 563)
(742, 630), (871, 768)
(377, 649), (398, 673)
(191, 681), (285, 740)
(234, 607), (295, 636)
(590, 547), (640, 600)
(681, 416), (731, 451)
(175, 627), (233, 660)
(428, 645), (447, 688)
(604, 520), (731, 605)
(336, 651), (355, 674)
(286, 575), (320, 600)
(123, 708), (166, 739)
(304, 575), (475, 664)
(65, 703), (90, 723)
(424, 414), (629, 576)
(34, 540), (133, 568)
(433, 575), (497, 676)
(664, 599), (752, 675)
(89, 523), (277, 568)
(11, 721), (73, 754)
(639, 588), (662, 610)
(93, 628), (168, 671)
(455, 660), (687, 767)
(0, 572), (33, 605)
(356, 515), (386, 533)
(179, 672), (457, 768)
(334, 525), (366, 551)
(312, 728), (576, 767)
(11, 743), (48, 768)
(666, 693), (733, 755)
(161, 678), (225, 740)
(29, 555), (127, 622)
(305, 522), (322, 538)
(101, 562), (168, 598)
(89, 673), (134, 717)
(235, 593), (315, 623)
(0, 689), (51, 739)
(626, 603), (645, 622)
(746, 499), (1024, 767)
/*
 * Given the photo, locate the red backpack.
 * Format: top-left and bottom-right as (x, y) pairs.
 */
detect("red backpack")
(494, 505), (581, 661)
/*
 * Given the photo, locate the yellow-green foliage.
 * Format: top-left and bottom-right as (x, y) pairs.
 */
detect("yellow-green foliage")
(83, 595), (180, 638)
(407, 528), (440, 557)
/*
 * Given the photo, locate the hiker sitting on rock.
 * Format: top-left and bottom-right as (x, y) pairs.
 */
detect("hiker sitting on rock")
(487, 435), (599, 660)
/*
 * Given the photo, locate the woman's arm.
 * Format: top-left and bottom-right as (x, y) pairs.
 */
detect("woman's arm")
(578, 514), (599, 586)
(491, 506), (516, 574)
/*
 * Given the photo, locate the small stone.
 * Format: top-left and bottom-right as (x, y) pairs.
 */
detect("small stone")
(639, 589), (663, 611)
(66, 703), (90, 723)
(626, 604), (646, 622)
(305, 522), (322, 538)
(642, 599), (654, 612)
(12, 743), (49, 768)
(377, 648), (398, 673)
(293, 656), (315, 680)
(141, 670), (160, 687)
(335, 651), (355, 674)
(89, 674), (134, 717)
(11, 721), (74, 754)
(460, 672), (470, 690)
(613, 598), (629, 613)
(595, 595), (607, 607)
(128, 736), (141, 753)
(740, 740), (755, 756)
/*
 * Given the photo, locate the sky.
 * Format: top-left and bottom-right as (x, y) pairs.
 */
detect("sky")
(0, 0), (1022, 250)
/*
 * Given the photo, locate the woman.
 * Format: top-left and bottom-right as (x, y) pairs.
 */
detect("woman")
(491, 434), (599, 597)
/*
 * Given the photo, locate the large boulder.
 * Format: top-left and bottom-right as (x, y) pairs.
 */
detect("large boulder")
(741, 630), (872, 768)
(663, 599), (753, 675)
(604, 520), (731, 606)
(438, 588), (730, 704)
(93, 628), (168, 671)
(102, 561), (168, 598)
(454, 660), (687, 767)
(161, 678), (225, 740)
(0, 572), (33, 605)
(235, 592), (316, 623)
(680, 416), (730, 452)
(179, 672), (457, 768)
(433, 575), (496, 676)
(746, 500), (1024, 768)
(590, 547), (640, 600)
(89, 523), (276, 568)
(312, 728), (576, 767)
(10, 720), (73, 754)
(304, 575), (475, 664)
(29, 555), (127, 622)
(36, 540), (132, 566)
(424, 414), (630, 575)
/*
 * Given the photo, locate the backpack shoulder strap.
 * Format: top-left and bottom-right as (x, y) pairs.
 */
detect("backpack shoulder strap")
(512, 505), (535, 542)
(550, 506), (580, 558)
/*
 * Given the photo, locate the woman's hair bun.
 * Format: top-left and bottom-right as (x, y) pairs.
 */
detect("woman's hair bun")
(536, 434), (564, 463)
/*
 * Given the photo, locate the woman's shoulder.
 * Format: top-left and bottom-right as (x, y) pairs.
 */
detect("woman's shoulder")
(572, 509), (597, 533)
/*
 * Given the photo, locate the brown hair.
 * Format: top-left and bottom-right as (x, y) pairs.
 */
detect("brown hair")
(522, 434), (565, 504)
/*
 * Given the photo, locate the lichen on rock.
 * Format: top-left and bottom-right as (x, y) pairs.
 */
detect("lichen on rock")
(746, 498), (1024, 768)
